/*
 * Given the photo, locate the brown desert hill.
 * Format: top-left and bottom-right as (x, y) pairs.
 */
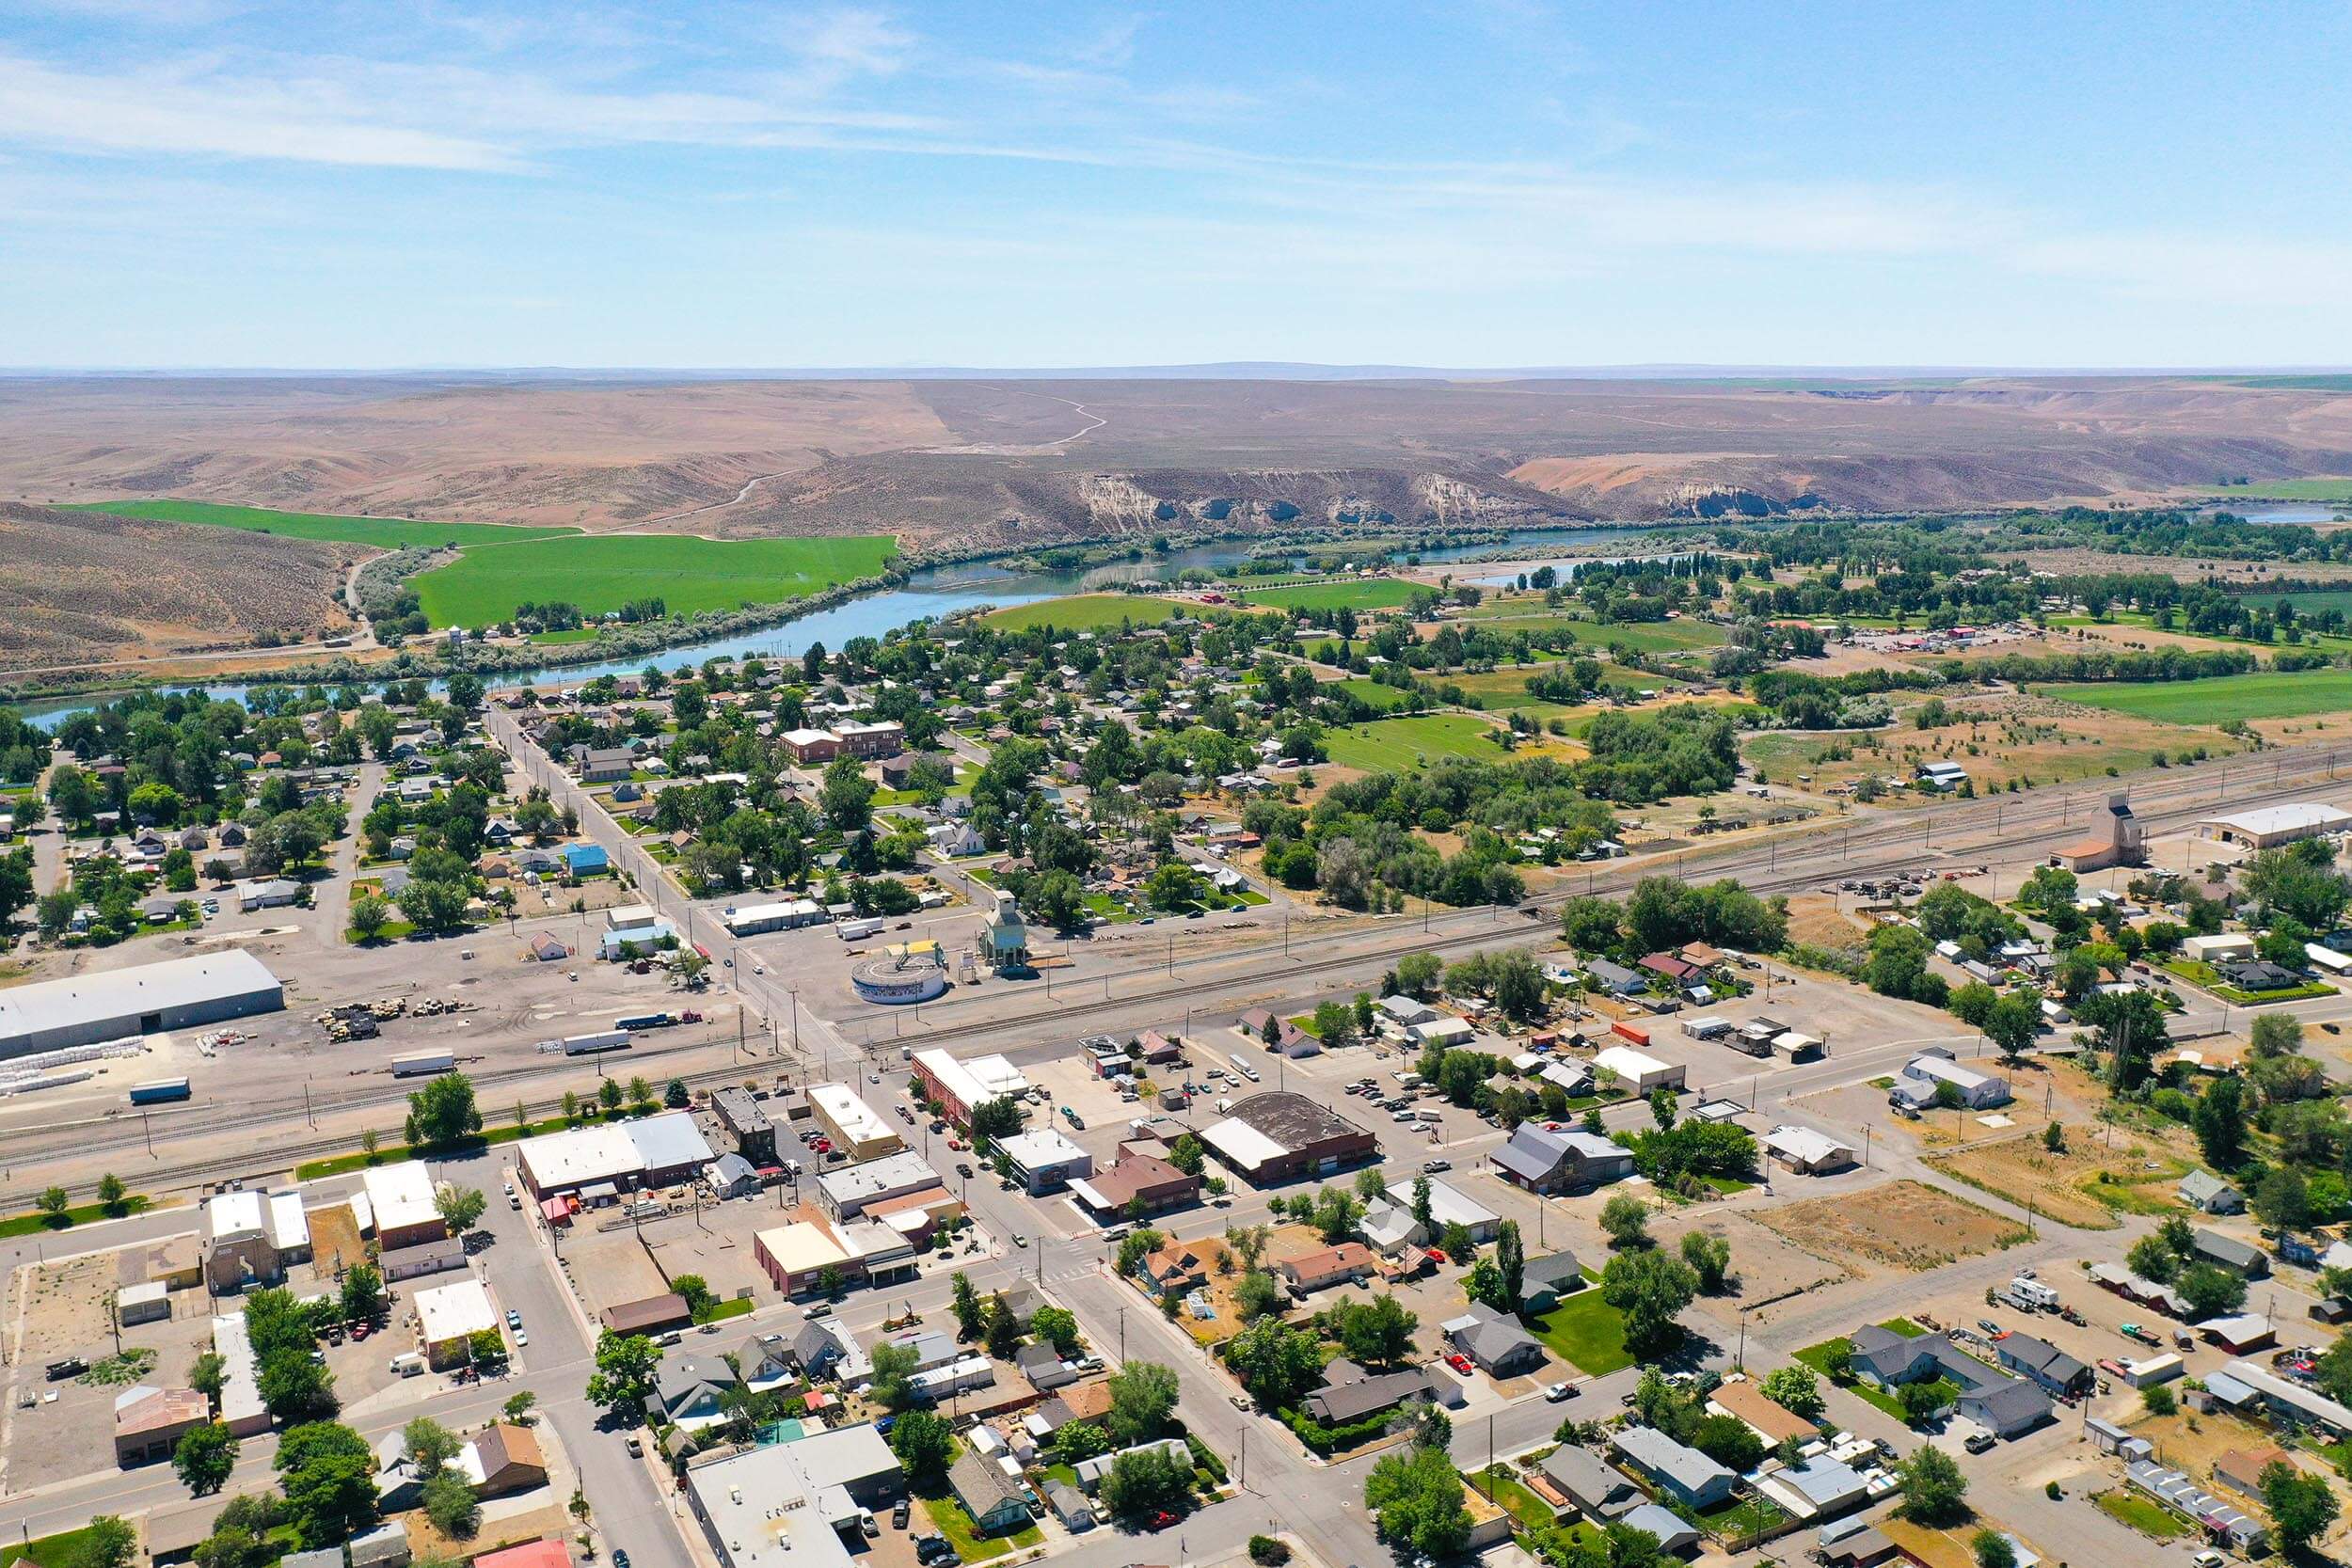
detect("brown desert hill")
(6, 373), (2352, 548)
(0, 501), (359, 670)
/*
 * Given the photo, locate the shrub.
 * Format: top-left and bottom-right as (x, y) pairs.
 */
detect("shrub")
(1248, 1537), (1292, 1567)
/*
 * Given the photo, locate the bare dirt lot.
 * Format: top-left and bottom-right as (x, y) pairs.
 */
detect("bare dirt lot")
(1928, 1121), (2192, 1231)
(0, 501), (359, 669)
(1650, 1210), (1851, 1309)
(1749, 1180), (2033, 1273)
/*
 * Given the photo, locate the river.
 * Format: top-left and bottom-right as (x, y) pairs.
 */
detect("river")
(20, 523), (1716, 727)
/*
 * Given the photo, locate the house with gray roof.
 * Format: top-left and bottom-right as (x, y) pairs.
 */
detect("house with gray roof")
(1846, 1324), (2052, 1438)
(1520, 1252), (1586, 1312)
(1442, 1301), (1547, 1375)
(1540, 1445), (1644, 1520)
(1490, 1125), (1634, 1195)
(1304, 1359), (1434, 1425)
(1610, 1426), (1734, 1508)
(1043, 1479), (1094, 1532)
(1073, 1438), (1194, 1492)
(2178, 1170), (2244, 1214)
(1996, 1333), (2093, 1396)
(654, 1353), (738, 1422)
(1586, 959), (1645, 996)
(948, 1450), (1031, 1535)
(1619, 1503), (1701, 1557)
(2192, 1228), (2269, 1276)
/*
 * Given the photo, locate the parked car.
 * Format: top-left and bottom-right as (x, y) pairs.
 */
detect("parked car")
(1544, 1382), (1575, 1402)
(1445, 1353), (1473, 1375)
(1964, 1433), (1996, 1454)
(1422, 1158), (1452, 1173)
(892, 1500), (911, 1530)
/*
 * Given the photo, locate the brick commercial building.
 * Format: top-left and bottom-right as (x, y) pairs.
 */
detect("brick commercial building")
(1198, 1091), (1377, 1185)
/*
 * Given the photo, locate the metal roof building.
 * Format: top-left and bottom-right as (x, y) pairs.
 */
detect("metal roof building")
(0, 950), (283, 1061)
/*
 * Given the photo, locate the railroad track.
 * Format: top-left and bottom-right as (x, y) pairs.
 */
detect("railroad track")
(9, 737), (2349, 1208)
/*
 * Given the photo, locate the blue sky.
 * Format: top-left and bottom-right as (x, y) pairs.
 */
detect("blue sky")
(3, 0), (2349, 370)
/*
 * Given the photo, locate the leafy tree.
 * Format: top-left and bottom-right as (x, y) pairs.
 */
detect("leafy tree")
(77, 1519), (137, 1568)
(503, 1390), (538, 1425)
(1982, 993), (2042, 1061)
(188, 1351), (228, 1401)
(968, 1095), (1024, 1142)
(1462, 1259), (1511, 1313)
(338, 1264), (383, 1323)
(193, 1527), (266, 1568)
(2264, 1460), (2340, 1553)
(421, 1469), (479, 1537)
(275, 1421), (380, 1547)
(36, 1186), (68, 1218)
(1896, 1443), (1969, 1525)
(671, 1273), (717, 1322)
(1225, 1317), (1324, 1408)
(1598, 1247), (1697, 1356)
(1167, 1133), (1206, 1176)
(889, 1408), (954, 1488)
(434, 1183), (487, 1236)
(2141, 1383), (2176, 1416)
(1310, 1186), (1361, 1244)
(96, 1172), (128, 1212)
(2256, 1166), (2312, 1236)
(174, 1422), (239, 1495)
(2192, 1076), (2248, 1167)
(1328, 1296), (1418, 1369)
(1760, 1364), (1823, 1420)
(1363, 1444), (1471, 1559)
(1600, 1193), (1651, 1249)
(1032, 1306), (1082, 1355)
(1107, 1360), (1181, 1445)
(348, 895), (391, 941)
(1099, 1445), (1196, 1522)
(1971, 1529), (2017, 1568)
(949, 1272), (985, 1340)
(258, 1347), (338, 1423)
(1234, 1270), (1283, 1322)
(584, 1331), (660, 1419)
(1495, 1220), (1525, 1310)
(403, 1416), (463, 1477)
(867, 1341), (921, 1411)
(2126, 1233), (2182, 1284)
(1691, 1413), (1765, 1473)
(1679, 1229), (1732, 1293)
(404, 1072), (482, 1147)
(1055, 1419), (1113, 1465)
(2177, 1261), (2248, 1318)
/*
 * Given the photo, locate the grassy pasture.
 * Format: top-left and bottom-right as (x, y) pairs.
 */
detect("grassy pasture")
(68, 499), (575, 550)
(1232, 578), (1417, 611)
(1323, 713), (1518, 770)
(981, 593), (1192, 631)
(413, 532), (896, 626)
(2040, 668), (2352, 723)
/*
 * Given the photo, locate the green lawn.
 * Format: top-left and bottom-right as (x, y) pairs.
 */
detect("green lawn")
(2094, 1490), (2193, 1539)
(1882, 1317), (1930, 1338)
(1334, 677), (1414, 710)
(66, 499), (575, 550)
(1525, 1277), (1631, 1374)
(1695, 1494), (1790, 1541)
(2039, 668), (2352, 723)
(530, 626), (603, 644)
(414, 533), (897, 627)
(1476, 1467), (1562, 1530)
(1323, 713), (1518, 770)
(1233, 579), (1417, 611)
(2, 1523), (119, 1568)
(918, 1497), (1041, 1561)
(0, 1195), (151, 1239)
(982, 593), (1194, 632)
(2236, 588), (2352, 616)
(1793, 1338), (1914, 1421)
(1571, 618), (1728, 653)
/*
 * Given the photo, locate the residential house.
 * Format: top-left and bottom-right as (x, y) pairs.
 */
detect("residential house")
(1139, 1243), (1208, 1297)
(1847, 1323), (2053, 1438)
(1441, 1302), (1546, 1375)
(1996, 1334), (2094, 1396)
(1619, 1505), (1701, 1558)
(471, 1423), (548, 1497)
(1279, 1243), (1379, 1294)
(1707, 1378), (1818, 1447)
(1520, 1252), (1586, 1313)
(947, 1452), (1031, 1535)
(1610, 1426), (1734, 1509)
(1304, 1361), (1434, 1427)
(654, 1354), (739, 1424)
(1586, 958), (1645, 996)
(1073, 1438), (1194, 1493)
(1539, 1446), (1644, 1521)
(1043, 1481), (1094, 1532)
(2179, 1171), (2244, 1214)
(2193, 1228), (2270, 1277)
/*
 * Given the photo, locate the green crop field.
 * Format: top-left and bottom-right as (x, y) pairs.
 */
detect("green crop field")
(1333, 677), (1412, 710)
(2040, 668), (2352, 723)
(412, 533), (896, 627)
(2235, 588), (2352, 616)
(66, 499), (577, 550)
(1570, 617), (1728, 653)
(2209, 478), (2352, 501)
(981, 593), (1192, 632)
(1232, 578), (1416, 611)
(1323, 714), (1516, 769)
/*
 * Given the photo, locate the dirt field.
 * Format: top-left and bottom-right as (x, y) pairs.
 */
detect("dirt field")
(310, 1203), (368, 1277)
(1651, 1211), (1851, 1311)
(1929, 1120), (2192, 1231)
(17, 373), (2352, 555)
(0, 501), (359, 670)
(1748, 1180), (2032, 1274)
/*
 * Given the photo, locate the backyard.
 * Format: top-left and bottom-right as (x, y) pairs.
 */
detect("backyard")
(1523, 1275), (1631, 1374)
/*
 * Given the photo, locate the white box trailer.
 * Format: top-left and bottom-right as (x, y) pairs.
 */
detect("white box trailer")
(837, 917), (883, 942)
(390, 1050), (455, 1078)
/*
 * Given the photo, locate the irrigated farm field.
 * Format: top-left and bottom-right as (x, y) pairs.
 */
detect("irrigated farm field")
(412, 532), (898, 626)
(1233, 579), (1417, 611)
(2040, 669), (2352, 723)
(981, 593), (1193, 632)
(67, 499), (577, 550)
(1324, 713), (1526, 769)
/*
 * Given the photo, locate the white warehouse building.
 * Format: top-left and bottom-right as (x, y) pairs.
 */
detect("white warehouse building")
(0, 950), (284, 1062)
